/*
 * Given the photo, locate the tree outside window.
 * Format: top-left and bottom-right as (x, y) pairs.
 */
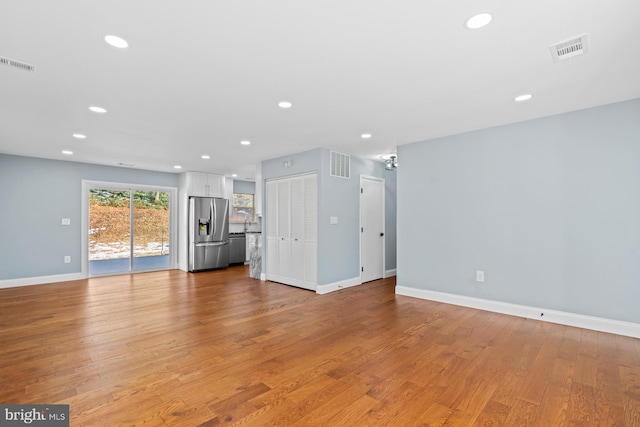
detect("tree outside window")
(230, 193), (254, 223)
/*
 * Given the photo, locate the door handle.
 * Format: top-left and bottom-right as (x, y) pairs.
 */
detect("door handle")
(380, 232), (384, 237)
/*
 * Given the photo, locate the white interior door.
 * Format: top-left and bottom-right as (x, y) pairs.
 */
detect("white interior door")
(361, 176), (384, 283)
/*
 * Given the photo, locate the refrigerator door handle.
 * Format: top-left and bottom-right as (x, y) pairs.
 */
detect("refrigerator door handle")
(210, 201), (216, 237)
(195, 241), (228, 247)
(212, 200), (217, 237)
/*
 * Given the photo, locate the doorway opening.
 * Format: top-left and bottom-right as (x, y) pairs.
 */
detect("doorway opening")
(82, 181), (177, 277)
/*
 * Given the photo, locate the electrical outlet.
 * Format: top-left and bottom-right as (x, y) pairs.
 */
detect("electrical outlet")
(476, 270), (485, 282)
(64, 256), (71, 264)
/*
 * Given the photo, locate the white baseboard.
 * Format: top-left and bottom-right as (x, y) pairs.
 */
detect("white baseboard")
(395, 286), (640, 339)
(0, 273), (86, 290)
(260, 273), (267, 281)
(316, 276), (362, 295)
(384, 268), (397, 278)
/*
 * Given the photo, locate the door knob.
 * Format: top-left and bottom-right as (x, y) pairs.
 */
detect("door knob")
(380, 232), (384, 237)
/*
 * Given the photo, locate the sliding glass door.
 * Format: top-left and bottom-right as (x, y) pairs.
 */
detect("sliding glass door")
(132, 190), (170, 272)
(87, 185), (173, 276)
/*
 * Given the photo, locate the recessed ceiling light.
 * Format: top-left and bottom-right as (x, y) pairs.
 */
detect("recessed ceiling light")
(514, 93), (533, 102)
(278, 101), (292, 109)
(232, 174), (238, 177)
(89, 106), (107, 113)
(201, 155), (210, 159)
(174, 165), (182, 169)
(361, 133), (372, 139)
(240, 140), (251, 146)
(465, 13), (492, 29)
(62, 150), (73, 155)
(105, 35), (128, 49)
(73, 133), (86, 139)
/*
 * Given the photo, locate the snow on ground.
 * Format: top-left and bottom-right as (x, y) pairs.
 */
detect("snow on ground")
(89, 241), (169, 260)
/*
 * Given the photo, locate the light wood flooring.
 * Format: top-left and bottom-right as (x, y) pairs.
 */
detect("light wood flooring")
(1, 266), (639, 426)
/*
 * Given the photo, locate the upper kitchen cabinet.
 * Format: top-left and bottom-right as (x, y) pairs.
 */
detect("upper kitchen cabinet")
(186, 172), (225, 197)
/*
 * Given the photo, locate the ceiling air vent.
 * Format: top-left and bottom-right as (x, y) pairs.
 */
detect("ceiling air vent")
(0, 56), (35, 72)
(550, 34), (589, 63)
(330, 151), (350, 179)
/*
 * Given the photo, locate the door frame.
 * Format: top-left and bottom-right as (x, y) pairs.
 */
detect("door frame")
(359, 175), (385, 283)
(81, 180), (178, 277)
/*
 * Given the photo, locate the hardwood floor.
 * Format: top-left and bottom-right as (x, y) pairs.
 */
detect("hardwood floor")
(1, 266), (639, 426)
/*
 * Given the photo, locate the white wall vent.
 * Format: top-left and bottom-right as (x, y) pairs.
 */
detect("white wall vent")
(550, 34), (589, 63)
(0, 56), (35, 72)
(330, 151), (350, 179)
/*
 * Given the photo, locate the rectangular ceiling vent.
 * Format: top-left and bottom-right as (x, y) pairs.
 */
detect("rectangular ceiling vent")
(330, 151), (350, 179)
(550, 34), (589, 63)
(0, 56), (36, 72)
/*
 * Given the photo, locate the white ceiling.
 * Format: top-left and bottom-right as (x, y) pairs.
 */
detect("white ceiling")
(1, 1), (639, 180)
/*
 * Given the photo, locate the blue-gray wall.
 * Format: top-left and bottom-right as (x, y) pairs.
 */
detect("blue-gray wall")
(262, 148), (397, 286)
(233, 180), (255, 194)
(397, 98), (640, 324)
(0, 155), (179, 281)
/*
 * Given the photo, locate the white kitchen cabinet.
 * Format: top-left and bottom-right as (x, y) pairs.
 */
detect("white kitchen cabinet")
(223, 177), (234, 201)
(265, 173), (317, 290)
(186, 172), (225, 197)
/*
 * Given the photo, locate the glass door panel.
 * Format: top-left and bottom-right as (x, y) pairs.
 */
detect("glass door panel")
(88, 189), (132, 276)
(88, 187), (172, 276)
(132, 190), (170, 271)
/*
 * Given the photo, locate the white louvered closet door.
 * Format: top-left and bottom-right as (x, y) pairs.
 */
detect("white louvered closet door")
(290, 177), (305, 281)
(277, 180), (291, 278)
(265, 173), (318, 290)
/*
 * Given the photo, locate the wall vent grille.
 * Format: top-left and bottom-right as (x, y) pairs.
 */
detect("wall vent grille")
(0, 56), (36, 72)
(550, 34), (589, 63)
(330, 151), (350, 179)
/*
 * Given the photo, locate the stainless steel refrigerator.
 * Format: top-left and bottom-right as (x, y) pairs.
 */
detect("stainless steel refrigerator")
(188, 197), (229, 271)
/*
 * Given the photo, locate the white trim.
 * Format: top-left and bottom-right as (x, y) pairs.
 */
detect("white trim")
(384, 268), (397, 278)
(265, 171), (318, 183)
(260, 273), (267, 281)
(0, 273), (85, 289)
(395, 286), (640, 339)
(316, 276), (361, 294)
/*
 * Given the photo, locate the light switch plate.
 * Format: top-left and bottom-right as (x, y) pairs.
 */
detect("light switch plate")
(61, 218), (71, 225)
(330, 216), (338, 225)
